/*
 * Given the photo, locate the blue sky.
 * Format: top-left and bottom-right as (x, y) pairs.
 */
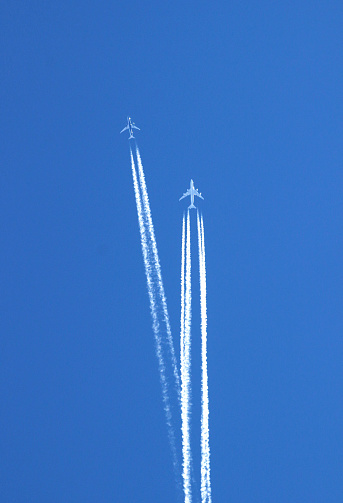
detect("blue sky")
(1, 2), (343, 502)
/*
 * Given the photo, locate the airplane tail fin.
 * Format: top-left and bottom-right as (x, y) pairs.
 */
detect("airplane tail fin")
(188, 203), (196, 210)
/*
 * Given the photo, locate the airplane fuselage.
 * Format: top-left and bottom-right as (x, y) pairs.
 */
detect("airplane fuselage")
(189, 180), (195, 207)
(127, 118), (134, 139)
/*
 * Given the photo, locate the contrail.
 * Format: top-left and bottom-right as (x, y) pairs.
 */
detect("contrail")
(130, 148), (181, 485)
(180, 213), (187, 500)
(135, 145), (181, 398)
(197, 211), (211, 503)
(180, 214), (186, 409)
(180, 211), (192, 503)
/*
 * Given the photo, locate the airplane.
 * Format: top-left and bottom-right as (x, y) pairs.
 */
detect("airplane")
(179, 179), (204, 209)
(120, 117), (140, 139)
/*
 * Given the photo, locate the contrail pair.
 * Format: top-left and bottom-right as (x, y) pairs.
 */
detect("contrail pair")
(197, 212), (212, 503)
(180, 211), (212, 503)
(130, 146), (182, 490)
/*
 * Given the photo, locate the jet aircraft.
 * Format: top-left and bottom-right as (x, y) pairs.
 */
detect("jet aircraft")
(120, 117), (140, 139)
(179, 179), (204, 209)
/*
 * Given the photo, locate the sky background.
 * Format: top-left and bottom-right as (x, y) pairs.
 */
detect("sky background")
(1, 1), (343, 502)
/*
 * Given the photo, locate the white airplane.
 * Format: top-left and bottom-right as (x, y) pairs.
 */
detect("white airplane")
(120, 117), (140, 139)
(179, 179), (204, 209)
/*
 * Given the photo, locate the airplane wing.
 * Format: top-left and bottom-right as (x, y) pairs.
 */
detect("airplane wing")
(194, 189), (204, 200)
(179, 190), (190, 201)
(132, 125), (140, 130)
(120, 125), (129, 134)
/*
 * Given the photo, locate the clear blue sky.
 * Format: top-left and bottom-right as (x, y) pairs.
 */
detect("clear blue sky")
(1, 2), (343, 502)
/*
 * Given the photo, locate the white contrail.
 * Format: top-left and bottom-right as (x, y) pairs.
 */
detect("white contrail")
(130, 148), (180, 480)
(180, 210), (192, 503)
(135, 145), (181, 398)
(180, 213), (186, 399)
(197, 211), (211, 503)
(180, 213), (187, 500)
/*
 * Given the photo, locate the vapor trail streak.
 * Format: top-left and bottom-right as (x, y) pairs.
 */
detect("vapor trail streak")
(130, 148), (180, 478)
(135, 145), (181, 398)
(180, 213), (186, 394)
(180, 210), (192, 503)
(197, 212), (211, 503)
